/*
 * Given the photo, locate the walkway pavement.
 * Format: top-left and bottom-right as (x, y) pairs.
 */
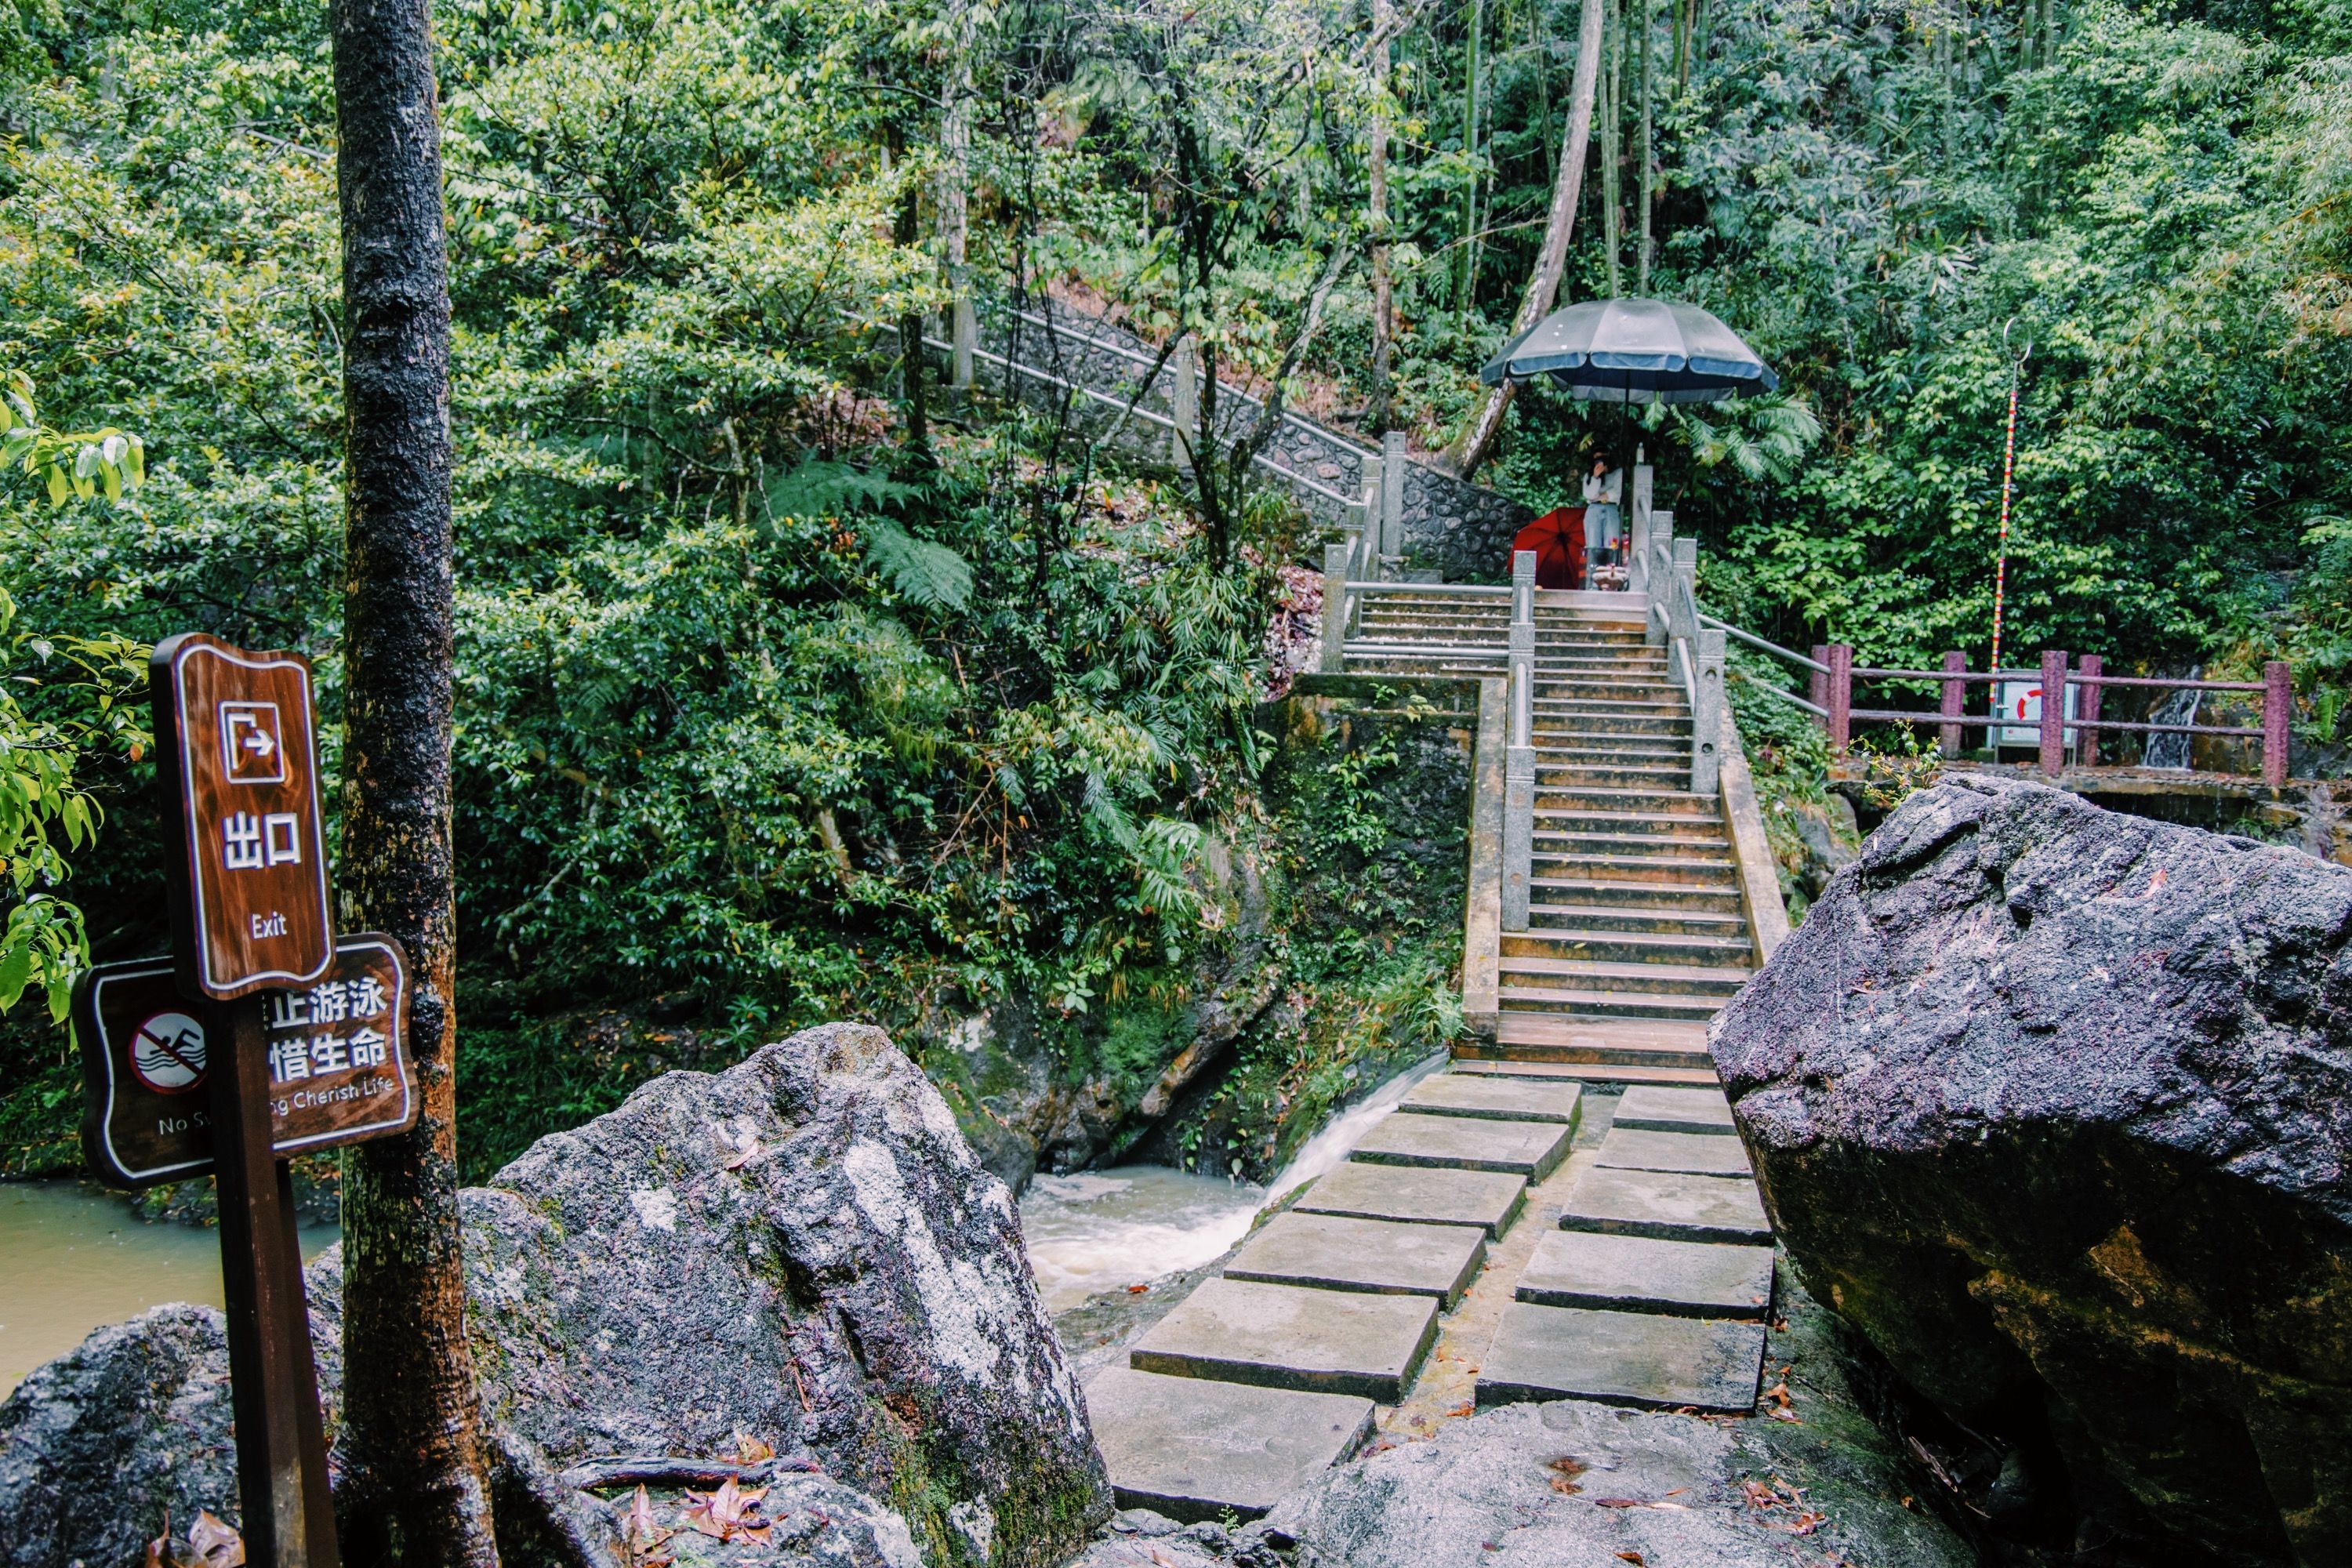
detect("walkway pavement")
(1083, 1076), (1776, 1521)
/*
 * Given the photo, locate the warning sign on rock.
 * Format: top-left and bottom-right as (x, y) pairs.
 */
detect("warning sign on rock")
(76, 935), (417, 1186)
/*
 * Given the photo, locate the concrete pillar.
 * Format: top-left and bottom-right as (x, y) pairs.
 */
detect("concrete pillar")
(1171, 335), (1198, 466)
(1502, 652), (1536, 931)
(1643, 511), (1673, 646)
(1509, 549), (1536, 664)
(1381, 430), (1408, 561)
(1629, 461), (1653, 558)
(1320, 542), (1352, 674)
(1691, 629), (1725, 796)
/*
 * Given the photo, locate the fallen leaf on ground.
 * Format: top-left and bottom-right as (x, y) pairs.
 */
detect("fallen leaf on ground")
(1546, 1456), (1588, 1494)
(625, 1486), (675, 1566)
(187, 1512), (244, 1568)
(1127, 1284), (1149, 1294)
(684, 1477), (773, 1544)
(735, 1432), (775, 1463)
(1616, 1554), (1645, 1565)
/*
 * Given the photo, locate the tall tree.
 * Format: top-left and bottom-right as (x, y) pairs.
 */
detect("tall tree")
(1367, 0), (1394, 431)
(328, 0), (499, 1562)
(1637, 0), (1653, 291)
(1456, 0), (1484, 321)
(941, 0), (978, 391)
(1446, 0), (1606, 477)
(1601, 0), (1624, 296)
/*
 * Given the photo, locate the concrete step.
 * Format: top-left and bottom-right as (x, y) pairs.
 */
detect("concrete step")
(1497, 986), (1727, 1023)
(1484, 1015), (1715, 1065)
(1292, 1160), (1528, 1238)
(1596, 1126), (1756, 1178)
(1530, 853), (1738, 887)
(1499, 956), (1751, 996)
(1534, 764), (1696, 790)
(1529, 830), (1734, 860)
(1537, 786), (1719, 817)
(1453, 1054), (1723, 1088)
(1557, 1166), (1773, 1246)
(1083, 1367), (1377, 1523)
(1528, 735), (1692, 758)
(1527, 879), (1744, 916)
(1400, 1073), (1584, 1126)
(1532, 808), (1728, 840)
(1224, 1211), (1486, 1308)
(1530, 695), (1689, 717)
(1615, 1085), (1738, 1135)
(1476, 1303), (1767, 1415)
(1128, 1276), (1439, 1401)
(1517, 1231), (1776, 1320)
(1350, 1110), (1573, 1181)
(1531, 746), (1694, 771)
(1501, 928), (1755, 966)
(1525, 902), (1751, 938)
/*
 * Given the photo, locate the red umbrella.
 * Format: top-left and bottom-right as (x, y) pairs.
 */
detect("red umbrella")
(1512, 507), (1587, 590)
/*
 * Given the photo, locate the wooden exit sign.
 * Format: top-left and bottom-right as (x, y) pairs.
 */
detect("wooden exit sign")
(74, 936), (418, 1187)
(152, 634), (337, 998)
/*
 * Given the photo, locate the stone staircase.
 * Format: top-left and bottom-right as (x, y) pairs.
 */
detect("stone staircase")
(1078, 574), (1791, 1523)
(1342, 586), (1755, 1085)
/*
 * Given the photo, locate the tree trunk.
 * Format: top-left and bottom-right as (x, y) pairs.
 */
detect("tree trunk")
(895, 176), (928, 454)
(1638, 0), (1653, 292)
(328, 0), (499, 1564)
(1601, 0), (1624, 298)
(1446, 0), (1605, 478)
(1367, 0), (1393, 432)
(1457, 0), (1483, 321)
(941, 0), (977, 390)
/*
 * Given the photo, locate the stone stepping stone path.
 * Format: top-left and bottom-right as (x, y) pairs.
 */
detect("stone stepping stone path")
(1516, 1230), (1773, 1319)
(1350, 1110), (1573, 1178)
(1084, 1367), (1376, 1520)
(1478, 1301), (1766, 1414)
(1595, 1125), (1755, 1176)
(1083, 1069), (1775, 1519)
(1613, 1083), (1737, 1134)
(1289, 1159), (1526, 1236)
(1224, 1210), (1486, 1308)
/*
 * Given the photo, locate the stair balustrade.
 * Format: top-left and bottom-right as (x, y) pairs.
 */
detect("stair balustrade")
(1501, 551), (1538, 931)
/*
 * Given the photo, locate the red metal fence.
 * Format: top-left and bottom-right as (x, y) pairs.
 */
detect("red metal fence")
(1800, 644), (2292, 786)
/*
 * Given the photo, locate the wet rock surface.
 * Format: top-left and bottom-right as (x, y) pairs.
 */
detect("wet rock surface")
(1, 1024), (1109, 1568)
(1712, 775), (2352, 1566)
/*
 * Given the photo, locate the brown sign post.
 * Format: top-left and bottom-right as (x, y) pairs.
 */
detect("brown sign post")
(147, 633), (345, 1568)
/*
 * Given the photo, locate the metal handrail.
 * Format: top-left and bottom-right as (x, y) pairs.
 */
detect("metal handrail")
(927, 335), (1358, 508)
(997, 306), (1381, 460)
(1700, 613), (1829, 674)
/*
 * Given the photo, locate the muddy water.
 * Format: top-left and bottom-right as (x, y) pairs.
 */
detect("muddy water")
(0, 1181), (339, 1396)
(1017, 1051), (1446, 1313)
(5, 1053), (1443, 1389)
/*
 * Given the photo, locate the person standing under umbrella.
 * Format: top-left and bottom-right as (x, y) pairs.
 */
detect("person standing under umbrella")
(1581, 456), (1623, 572)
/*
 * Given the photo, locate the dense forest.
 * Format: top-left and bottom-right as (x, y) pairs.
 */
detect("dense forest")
(4, 0), (2347, 1180)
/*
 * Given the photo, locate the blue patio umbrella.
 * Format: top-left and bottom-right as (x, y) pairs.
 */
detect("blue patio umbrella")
(1478, 298), (1778, 404)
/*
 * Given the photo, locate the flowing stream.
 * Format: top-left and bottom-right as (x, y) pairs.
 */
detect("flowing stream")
(2, 1053), (1444, 1386)
(1017, 1051), (1446, 1313)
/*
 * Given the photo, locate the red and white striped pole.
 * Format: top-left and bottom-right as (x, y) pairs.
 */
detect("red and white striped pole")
(1991, 324), (2030, 675)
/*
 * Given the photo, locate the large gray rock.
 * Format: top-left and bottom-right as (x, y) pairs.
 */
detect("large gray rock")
(0, 1024), (1110, 1568)
(1712, 776), (2352, 1566)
